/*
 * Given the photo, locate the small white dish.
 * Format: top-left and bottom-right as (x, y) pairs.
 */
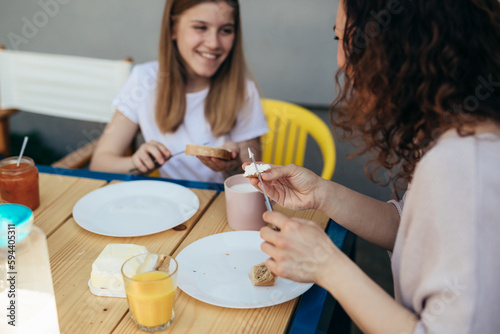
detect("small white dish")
(88, 279), (126, 298)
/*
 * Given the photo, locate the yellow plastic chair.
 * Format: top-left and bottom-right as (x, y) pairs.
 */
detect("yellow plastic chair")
(260, 99), (336, 179)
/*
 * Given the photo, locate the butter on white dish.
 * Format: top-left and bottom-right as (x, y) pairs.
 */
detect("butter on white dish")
(122, 252), (158, 278)
(243, 163), (271, 177)
(89, 243), (148, 297)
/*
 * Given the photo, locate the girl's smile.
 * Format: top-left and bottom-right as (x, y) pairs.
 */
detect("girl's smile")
(172, 2), (235, 92)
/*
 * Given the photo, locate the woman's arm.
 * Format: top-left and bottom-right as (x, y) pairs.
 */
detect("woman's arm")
(321, 250), (418, 334)
(317, 180), (400, 251)
(250, 164), (400, 250)
(260, 212), (418, 334)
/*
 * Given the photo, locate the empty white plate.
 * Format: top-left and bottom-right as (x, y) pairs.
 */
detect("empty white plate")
(73, 180), (199, 237)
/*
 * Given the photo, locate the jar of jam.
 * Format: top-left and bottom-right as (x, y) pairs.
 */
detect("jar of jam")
(0, 156), (40, 210)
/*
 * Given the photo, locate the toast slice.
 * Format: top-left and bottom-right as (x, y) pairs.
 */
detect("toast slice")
(185, 144), (232, 160)
(249, 262), (277, 286)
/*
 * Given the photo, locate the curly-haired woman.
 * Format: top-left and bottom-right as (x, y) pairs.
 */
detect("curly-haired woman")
(246, 0), (500, 332)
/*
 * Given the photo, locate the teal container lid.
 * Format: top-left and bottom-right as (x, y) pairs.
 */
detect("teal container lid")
(0, 204), (34, 247)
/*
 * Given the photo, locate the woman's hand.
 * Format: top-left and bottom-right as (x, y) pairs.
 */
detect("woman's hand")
(260, 211), (342, 284)
(131, 140), (171, 174)
(244, 163), (324, 211)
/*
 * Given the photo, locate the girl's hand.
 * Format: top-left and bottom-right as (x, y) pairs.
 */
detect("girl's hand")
(259, 211), (342, 284)
(243, 163), (324, 211)
(131, 140), (171, 174)
(197, 141), (240, 173)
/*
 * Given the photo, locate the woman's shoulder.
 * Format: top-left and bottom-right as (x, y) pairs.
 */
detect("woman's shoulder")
(417, 128), (500, 180)
(430, 128), (500, 155)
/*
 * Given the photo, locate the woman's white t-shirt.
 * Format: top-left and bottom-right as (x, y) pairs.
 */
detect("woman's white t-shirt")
(113, 61), (269, 183)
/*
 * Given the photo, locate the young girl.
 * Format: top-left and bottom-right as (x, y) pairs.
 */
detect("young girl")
(248, 0), (500, 333)
(90, 0), (268, 183)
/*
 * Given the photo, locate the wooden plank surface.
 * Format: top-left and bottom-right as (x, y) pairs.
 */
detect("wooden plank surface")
(114, 193), (329, 334)
(47, 182), (217, 334)
(34, 173), (107, 236)
(42, 173), (330, 334)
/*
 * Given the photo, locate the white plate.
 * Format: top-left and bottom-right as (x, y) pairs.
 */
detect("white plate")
(73, 180), (199, 237)
(176, 231), (313, 309)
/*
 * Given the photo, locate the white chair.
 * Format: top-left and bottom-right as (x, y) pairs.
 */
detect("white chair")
(0, 47), (132, 167)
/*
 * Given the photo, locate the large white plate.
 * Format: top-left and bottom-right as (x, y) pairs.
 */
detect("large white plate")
(73, 180), (199, 237)
(176, 231), (313, 308)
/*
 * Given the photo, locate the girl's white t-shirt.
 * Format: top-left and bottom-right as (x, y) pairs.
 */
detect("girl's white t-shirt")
(113, 61), (269, 183)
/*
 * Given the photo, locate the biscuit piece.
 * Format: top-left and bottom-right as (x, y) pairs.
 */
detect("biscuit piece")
(249, 262), (277, 286)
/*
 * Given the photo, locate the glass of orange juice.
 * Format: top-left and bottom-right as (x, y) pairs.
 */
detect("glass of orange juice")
(121, 253), (178, 332)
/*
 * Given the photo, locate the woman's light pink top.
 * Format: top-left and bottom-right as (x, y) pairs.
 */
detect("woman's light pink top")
(391, 130), (500, 333)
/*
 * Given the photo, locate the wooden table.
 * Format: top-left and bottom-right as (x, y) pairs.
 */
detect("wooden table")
(34, 166), (349, 334)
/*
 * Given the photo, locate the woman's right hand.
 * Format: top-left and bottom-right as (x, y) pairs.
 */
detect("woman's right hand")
(244, 163), (325, 211)
(131, 140), (171, 174)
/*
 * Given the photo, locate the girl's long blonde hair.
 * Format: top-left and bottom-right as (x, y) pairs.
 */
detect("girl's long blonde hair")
(156, 0), (247, 136)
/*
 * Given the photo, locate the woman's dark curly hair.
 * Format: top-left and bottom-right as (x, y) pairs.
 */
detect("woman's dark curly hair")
(330, 0), (500, 196)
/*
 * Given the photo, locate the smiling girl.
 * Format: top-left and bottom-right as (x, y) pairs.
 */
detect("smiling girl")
(90, 0), (268, 182)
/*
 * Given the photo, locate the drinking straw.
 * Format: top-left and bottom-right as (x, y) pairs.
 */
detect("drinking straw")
(17, 136), (29, 167)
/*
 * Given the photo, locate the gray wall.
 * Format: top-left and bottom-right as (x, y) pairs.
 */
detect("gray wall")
(0, 0), (339, 105)
(0, 0), (340, 158)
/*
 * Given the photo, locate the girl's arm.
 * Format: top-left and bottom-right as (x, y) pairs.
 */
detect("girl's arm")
(197, 137), (262, 177)
(90, 110), (170, 174)
(225, 137), (262, 177)
(235, 136), (262, 163)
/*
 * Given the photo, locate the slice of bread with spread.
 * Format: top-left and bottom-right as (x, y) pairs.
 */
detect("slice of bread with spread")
(243, 163), (271, 177)
(185, 144), (232, 160)
(249, 262), (277, 286)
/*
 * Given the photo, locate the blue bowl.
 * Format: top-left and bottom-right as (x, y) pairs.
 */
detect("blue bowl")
(0, 204), (34, 247)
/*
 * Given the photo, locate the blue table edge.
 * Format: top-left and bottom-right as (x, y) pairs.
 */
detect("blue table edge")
(37, 165), (225, 192)
(287, 219), (347, 334)
(37, 165), (346, 333)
